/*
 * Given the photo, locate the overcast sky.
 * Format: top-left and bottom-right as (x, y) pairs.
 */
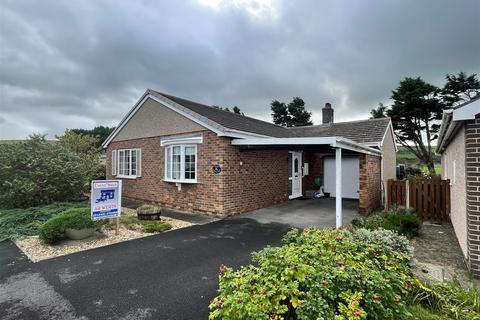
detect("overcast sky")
(1, 0), (479, 139)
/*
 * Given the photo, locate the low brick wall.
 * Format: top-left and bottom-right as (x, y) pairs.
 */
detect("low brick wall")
(466, 115), (480, 277)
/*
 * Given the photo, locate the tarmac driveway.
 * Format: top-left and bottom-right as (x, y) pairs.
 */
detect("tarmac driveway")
(0, 218), (291, 320)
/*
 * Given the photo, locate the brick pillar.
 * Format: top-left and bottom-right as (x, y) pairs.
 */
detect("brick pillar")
(359, 154), (382, 215)
(466, 115), (480, 277)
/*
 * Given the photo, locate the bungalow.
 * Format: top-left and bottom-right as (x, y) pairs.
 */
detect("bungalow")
(436, 97), (480, 277)
(102, 89), (396, 225)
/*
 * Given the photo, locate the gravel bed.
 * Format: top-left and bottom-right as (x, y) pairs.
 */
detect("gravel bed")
(15, 208), (193, 262)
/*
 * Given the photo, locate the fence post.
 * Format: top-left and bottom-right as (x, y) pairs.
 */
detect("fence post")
(405, 180), (410, 210)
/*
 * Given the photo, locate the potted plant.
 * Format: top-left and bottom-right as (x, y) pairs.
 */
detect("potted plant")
(137, 204), (162, 220)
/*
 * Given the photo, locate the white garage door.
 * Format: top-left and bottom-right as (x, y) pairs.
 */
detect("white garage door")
(323, 157), (359, 199)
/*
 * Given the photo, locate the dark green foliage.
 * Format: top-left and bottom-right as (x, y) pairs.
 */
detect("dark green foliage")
(212, 105), (244, 115)
(0, 202), (88, 241)
(71, 126), (115, 148)
(370, 103), (387, 119)
(0, 135), (88, 208)
(388, 77), (445, 176)
(359, 208), (422, 239)
(442, 72), (480, 107)
(38, 208), (102, 244)
(210, 228), (413, 319)
(271, 97), (313, 127)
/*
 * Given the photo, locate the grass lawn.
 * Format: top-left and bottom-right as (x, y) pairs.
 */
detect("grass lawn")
(0, 202), (88, 241)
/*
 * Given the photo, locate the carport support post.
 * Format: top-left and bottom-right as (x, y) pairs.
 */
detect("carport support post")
(335, 147), (342, 228)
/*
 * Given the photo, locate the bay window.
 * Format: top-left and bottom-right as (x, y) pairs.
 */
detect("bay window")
(165, 145), (197, 182)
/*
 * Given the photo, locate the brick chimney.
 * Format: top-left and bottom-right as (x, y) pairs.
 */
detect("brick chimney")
(322, 103), (334, 124)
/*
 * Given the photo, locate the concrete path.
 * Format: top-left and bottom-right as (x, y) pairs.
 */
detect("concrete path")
(240, 197), (362, 229)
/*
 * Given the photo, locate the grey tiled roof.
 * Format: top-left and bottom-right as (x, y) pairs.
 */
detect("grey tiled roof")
(150, 90), (390, 144)
(288, 118), (391, 144)
(150, 90), (291, 137)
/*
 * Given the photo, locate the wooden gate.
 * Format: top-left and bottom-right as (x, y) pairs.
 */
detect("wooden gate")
(387, 179), (451, 221)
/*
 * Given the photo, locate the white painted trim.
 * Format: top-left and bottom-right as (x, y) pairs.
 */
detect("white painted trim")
(453, 98), (480, 121)
(164, 144), (198, 183)
(288, 151), (303, 199)
(335, 147), (342, 228)
(380, 120), (398, 152)
(231, 136), (381, 156)
(160, 134), (203, 147)
(115, 148), (140, 178)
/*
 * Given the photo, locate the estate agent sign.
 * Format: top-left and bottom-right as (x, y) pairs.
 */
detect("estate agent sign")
(91, 180), (122, 220)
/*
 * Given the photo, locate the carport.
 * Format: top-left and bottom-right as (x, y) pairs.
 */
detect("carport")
(231, 136), (382, 227)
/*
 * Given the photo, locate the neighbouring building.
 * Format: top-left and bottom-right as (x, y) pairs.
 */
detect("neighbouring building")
(437, 97), (480, 277)
(102, 89), (396, 220)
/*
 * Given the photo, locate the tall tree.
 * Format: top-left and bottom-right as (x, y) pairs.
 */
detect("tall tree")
(271, 97), (313, 127)
(370, 103), (387, 119)
(442, 72), (480, 107)
(71, 126), (115, 147)
(387, 77), (445, 175)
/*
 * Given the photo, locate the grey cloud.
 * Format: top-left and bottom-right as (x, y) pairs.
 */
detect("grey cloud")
(0, 0), (479, 139)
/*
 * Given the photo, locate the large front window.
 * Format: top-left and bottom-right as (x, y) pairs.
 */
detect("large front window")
(117, 149), (139, 177)
(165, 145), (197, 182)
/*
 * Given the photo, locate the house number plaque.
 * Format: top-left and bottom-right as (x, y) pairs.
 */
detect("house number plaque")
(213, 164), (221, 174)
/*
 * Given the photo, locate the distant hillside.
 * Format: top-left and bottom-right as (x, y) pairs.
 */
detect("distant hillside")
(396, 146), (440, 166)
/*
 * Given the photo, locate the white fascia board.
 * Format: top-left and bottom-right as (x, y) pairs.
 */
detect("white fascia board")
(379, 120), (398, 152)
(231, 137), (338, 146)
(102, 92), (275, 148)
(453, 98), (480, 121)
(231, 136), (381, 155)
(436, 112), (454, 153)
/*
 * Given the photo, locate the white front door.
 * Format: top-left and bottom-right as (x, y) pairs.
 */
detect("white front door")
(289, 152), (302, 199)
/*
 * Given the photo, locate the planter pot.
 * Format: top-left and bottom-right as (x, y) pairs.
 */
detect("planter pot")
(137, 206), (162, 220)
(65, 228), (95, 240)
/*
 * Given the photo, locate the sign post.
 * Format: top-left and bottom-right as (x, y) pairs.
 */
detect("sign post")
(91, 180), (122, 235)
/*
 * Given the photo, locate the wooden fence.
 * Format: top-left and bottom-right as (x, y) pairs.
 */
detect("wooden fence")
(387, 179), (451, 221)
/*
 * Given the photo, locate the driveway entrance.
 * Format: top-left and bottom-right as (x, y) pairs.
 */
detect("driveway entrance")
(239, 198), (361, 229)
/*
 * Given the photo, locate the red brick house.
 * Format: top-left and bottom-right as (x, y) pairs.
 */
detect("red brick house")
(102, 89), (396, 224)
(437, 97), (480, 277)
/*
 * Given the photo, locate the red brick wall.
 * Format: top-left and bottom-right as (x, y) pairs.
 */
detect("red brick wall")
(466, 114), (480, 277)
(359, 154), (382, 214)
(303, 152), (325, 191)
(106, 130), (288, 215)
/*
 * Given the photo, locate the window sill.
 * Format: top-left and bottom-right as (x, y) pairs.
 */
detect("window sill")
(163, 179), (198, 184)
(116, 175), (138, 180)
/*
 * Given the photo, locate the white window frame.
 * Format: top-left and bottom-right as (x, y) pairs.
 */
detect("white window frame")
(164, 144), (198, 183)
(116, 148), (141, 179)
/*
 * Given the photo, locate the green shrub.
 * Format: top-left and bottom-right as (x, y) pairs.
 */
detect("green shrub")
(143, 221), (171, 233)
(345, 228), (414, 259)
(0, 202), (88, 241)
(209, 228), (413, 320)
(137, 204), (161, 214)
(39, 208), (102, 244)
(0, 135), (88, 208)
(358, 207), (422, 238)
(411, 279), (480, 320)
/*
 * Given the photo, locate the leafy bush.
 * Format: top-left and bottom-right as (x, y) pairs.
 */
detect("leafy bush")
(39, 208), (103, 244)
(0, 135), (88, 208)
(137, 204), (161, 214)
(0, 202), (88, 241)
(411, 279), (480, 320)
(209, 228), (413, 320)
(345, 228), (414, 259)
(357, 207), (422, 238)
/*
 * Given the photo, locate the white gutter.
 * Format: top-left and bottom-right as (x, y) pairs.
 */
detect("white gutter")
(231, 136), (382, 156)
